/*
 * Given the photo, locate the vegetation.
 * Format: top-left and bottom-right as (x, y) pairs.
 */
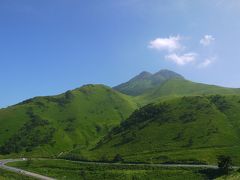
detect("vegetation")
(0, 84), (137, 157)
(112, 154), (124, 162)
(2, 69), (240, 171)
(217, 155), (233, 174)
(0, 110), (56, 154)
(85, 95), (240, 165)
(114, 70), (184, 96)
(0, 168), (34, 180)
(215, 168), (240, 180)
(136, 78), (240, 105)
(217, 174), (240, 180)
(7, 159), (219, 180)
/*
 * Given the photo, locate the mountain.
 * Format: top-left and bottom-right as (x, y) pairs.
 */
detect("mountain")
(0, 84), (137, 157)
(113, 69), (184, 96)
(136, 78), (240, 105)
(1, 68), (240, 162)
(114, 69), (240, 105)
(89, 95), (240, 165)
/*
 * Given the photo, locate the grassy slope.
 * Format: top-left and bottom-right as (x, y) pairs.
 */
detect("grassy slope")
(113, 73), (155, 96)
(8, 159), (211, 180)
(89, 95), (240, 165)
(0, 84), (137, 157)
(216, 172), (240, 180)
(136, 79), (240, 105)
(114, 70), (184, 96)
(0, 168), (34, 180)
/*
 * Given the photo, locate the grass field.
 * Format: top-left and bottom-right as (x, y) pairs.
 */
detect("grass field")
(121, 146), (240, 165)
(0, 168), (34, 180)
(7, 159), (226, 180)
(216, 172), (240, 180)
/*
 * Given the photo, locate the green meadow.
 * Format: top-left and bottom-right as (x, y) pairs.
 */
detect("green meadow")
(7, 159), (219, 180)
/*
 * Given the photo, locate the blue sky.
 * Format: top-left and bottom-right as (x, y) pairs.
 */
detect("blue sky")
(1, 0), (240, 108)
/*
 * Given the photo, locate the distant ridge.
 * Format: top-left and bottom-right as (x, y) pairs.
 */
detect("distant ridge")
(114, 69), (184, 96)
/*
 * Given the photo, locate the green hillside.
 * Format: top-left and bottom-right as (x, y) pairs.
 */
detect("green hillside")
(1, 69), (240, 163)
(89, 95), (240, 165)
(136, 78), (240, 105)
(7, 159), (212, 180)
(114, 69), (184, 96)
(0, 168), (34, 180)
(0, 84), (137, 157)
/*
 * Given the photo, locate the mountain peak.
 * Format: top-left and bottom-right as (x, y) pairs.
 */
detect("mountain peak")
(139, 71), (152, 76)
(154, 69), (184, 79)
(114, 69), (184, 96)
(155, 69), (176, 74)
(131, 71), (152, 81)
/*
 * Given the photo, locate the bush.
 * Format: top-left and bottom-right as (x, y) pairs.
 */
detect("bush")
(209, 95), (229, 111)
(217, 155), (232, 174)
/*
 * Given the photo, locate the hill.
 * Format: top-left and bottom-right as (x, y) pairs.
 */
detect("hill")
(114, 69), (184, 96)
(114, 69), (240, 105)
(136, 78), (240, 105)
(0, 84), (137, 157)
(2, 69), (240, 161)
(88, 95), (240, 165)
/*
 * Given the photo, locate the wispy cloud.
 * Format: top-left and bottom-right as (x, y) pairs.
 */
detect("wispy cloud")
(198, 57), (215, 68)
(149, 34), (217, 68)
(200, 35), (215, 46)
(149, 35), (197, 66)
(165, 53), (197, 65)
(149, 36), (182, 52)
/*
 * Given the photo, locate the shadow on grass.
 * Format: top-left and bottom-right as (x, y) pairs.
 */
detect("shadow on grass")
(199, 168), (228, 179)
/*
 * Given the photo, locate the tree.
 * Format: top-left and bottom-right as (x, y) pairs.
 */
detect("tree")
(217, 155), (232, 174)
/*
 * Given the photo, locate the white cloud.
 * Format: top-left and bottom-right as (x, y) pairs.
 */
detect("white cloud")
(149, 36), (182, 52)
(148, 34), (217, 68)
(165, 53), (197, 65)
(149, 35), (197, 66)
(198, 57), (215, 68)
(200, 35), (215, 46)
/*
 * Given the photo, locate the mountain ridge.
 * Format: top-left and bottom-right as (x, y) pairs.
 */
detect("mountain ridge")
(136, 78), (240, 105)
(114, 69), (184, 96)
